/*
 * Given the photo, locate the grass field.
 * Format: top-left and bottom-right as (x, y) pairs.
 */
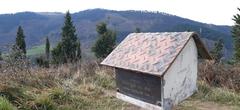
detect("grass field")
(1, 45), (47, 59)
(27, 45), (46, 56)
(26, 44), (96, 61)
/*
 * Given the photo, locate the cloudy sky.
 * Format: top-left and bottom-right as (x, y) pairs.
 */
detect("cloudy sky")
(0, 0), (239, 25)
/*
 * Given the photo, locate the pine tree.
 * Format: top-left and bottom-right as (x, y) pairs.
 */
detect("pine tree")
(210, 39), (224, 63)
(15, 26), (26, 56)
(51, 11), (81, 64)
(61, 11), (78, 63)
(45, 37), (50, 60)
(92, 22), (116, 58)
(232, 8), (240, 61)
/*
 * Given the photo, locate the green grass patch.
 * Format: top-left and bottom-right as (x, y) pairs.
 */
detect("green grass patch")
(0, 97), (15, 110)
(2, 44), (48, 57)
(27, 44), (46, 56)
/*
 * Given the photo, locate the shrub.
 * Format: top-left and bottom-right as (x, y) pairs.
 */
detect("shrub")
(199, 61), (240, 92)
(35, 56), (49, 68)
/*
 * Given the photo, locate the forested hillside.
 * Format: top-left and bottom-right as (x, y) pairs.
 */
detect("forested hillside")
(0, 9), (233, 58)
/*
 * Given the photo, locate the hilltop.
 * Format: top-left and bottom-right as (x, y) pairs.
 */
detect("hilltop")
(0, 61), (239, 110)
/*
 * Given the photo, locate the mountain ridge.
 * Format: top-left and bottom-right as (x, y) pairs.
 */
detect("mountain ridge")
(0, 8), (233, 58)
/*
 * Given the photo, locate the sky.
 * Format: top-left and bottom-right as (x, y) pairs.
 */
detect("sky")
(0, 0), (239, 25)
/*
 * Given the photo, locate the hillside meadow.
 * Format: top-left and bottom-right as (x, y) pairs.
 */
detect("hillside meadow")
(26, 45), (46, 56)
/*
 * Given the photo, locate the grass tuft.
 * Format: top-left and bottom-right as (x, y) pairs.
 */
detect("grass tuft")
(33, 94), (56, 110)
(0, 97), (15, 110)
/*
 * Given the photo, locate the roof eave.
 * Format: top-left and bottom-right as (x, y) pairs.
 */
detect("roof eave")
(100, 63), (163, 77)
(191, 32), (213, 60)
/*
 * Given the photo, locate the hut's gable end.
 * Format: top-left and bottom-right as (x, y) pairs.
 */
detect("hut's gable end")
(162, 38), (198, 109)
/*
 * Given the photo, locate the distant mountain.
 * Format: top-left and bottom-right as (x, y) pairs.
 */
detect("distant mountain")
(0, 9), (233, 58)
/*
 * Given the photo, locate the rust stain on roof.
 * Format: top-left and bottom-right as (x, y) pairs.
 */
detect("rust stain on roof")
(101, 32), (211, 76)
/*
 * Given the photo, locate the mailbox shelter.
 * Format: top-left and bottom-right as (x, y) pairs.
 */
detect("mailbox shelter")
(101, 32), (212, 110)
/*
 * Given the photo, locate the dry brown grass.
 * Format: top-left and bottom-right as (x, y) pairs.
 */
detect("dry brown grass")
(0, 59), (127, 110)
(199, 61), (240, 92)
(0, 59), (240, 110)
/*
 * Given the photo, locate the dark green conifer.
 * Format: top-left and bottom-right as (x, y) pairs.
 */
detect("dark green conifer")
(51, 11), (81, 64)
(0, 50), (3, 61)
(210, 39), (224, 63)
(45, 36), (50, 60)
(96, 22), (107, 35)
(92, 22), (116, 58)
(76, 39), (81, 60)
(16, 26), (26, 55)
(135, 27), (141, 33)
(232, 8), (240, 61)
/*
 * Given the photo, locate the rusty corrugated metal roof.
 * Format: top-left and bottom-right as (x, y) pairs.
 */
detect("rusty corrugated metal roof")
(101, 32), (211, 76)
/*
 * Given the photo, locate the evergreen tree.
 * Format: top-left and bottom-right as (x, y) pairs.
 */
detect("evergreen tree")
(45, 36), (50, 60)
(0, 50), (3, 61)
(92, 22), (116, 58)
(12, 26), (26, 60)
(135, 27), (141, 33)
(210, 39), (224, 63)
(76, 39), (81, 60)
(0, 50), (2, 68)
(15, 26), (26, 56)
(96, 22), (107, 35)
(232, 8), (240, 61)
(52, 43), (63, 64)
(51, 11), (81, 64)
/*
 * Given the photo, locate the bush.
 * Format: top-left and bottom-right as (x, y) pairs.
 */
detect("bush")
(0, 97), (15, 110)
(199, 61), (240, 92)
(35, 56), (49, 68)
